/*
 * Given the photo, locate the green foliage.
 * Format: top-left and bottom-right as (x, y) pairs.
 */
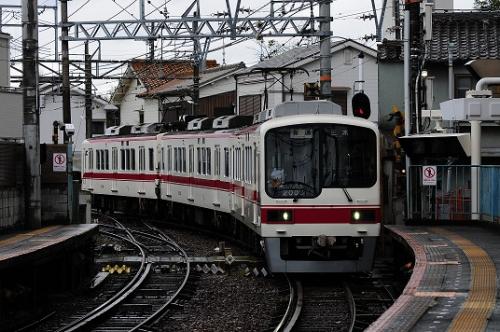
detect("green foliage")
(474, 0), (500, 9)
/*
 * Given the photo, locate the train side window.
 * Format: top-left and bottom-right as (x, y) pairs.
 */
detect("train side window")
(105, 150), (109, 170)
(167, 146), (172, 171)
(202, 148), (207, 175)
(206, 148), (211, 175)
(112, 148), (117, 170)
(224, 148), (229, 178)
(189, 146), (194, 173)
(182, 147), (187, 173)
(95, 150), (99, 170)
(125, 149), (130, 170)
(197, 147), (201, 174)
(214, 146), (220, 177)
(149, 148), (154, 171)
(120, 149), (125, 170)
(161, 147), (165, 170)
(139, 147), (144, 171)
(173, 147), (177, 172)
(131, 149), (136, 170)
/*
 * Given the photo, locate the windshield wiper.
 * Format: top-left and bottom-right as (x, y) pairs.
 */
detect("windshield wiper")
(342, 187), (353, 202)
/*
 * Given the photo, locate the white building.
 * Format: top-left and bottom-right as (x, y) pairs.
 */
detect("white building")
(39, 84), (116, 151)
(236, 39), (379, 122)
(111, 60), (221, 125)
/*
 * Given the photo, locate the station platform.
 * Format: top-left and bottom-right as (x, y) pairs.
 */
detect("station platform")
(368, 224), (500, 332)
(0, 224), (98, 270)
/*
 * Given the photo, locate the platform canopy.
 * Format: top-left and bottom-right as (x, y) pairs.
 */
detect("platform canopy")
(399, 133), (471, 160)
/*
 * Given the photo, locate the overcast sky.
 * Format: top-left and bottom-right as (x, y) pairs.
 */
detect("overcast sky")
(0, 0), (475, 96)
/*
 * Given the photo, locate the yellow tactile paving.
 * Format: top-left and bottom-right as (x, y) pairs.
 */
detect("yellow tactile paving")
(433, 228), (497, 332)
(0, 226), (61, 248)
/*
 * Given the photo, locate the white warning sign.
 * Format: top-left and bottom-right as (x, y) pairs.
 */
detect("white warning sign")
(53, 153), (67, 172)
(422, 166), (437, 186)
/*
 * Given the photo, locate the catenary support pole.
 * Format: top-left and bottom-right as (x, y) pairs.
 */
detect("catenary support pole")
(85, 42), (92, 138)
(61, 0), (71, 143)
(319, 0), (332, 100)
(22, 0), (41, 229)
(404, 8), (411, 220)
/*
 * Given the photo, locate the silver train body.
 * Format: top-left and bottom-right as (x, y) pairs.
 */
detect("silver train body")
(82, 101), (381, 273)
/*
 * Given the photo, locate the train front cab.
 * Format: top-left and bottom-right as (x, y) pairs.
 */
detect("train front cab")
(258, 115), (381, 273)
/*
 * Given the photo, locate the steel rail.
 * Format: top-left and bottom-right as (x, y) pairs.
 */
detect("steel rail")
(130, 223), (192, 331)
(344, 282), (356, 332)
(278, 279), (303, 332)
(273, 275), (298, 332)
(58, 230), (150, 332)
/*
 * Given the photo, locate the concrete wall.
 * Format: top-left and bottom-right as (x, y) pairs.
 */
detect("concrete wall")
(0, 188), (23, 230)
(0, 33), (11, 87)
(0, 90), (23, 139)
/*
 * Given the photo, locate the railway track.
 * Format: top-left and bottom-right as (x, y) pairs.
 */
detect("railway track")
(276, 271), (396, 332)
(20, 214), (192, 332)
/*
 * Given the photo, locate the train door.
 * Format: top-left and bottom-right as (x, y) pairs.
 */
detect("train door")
(230, 146), (235, 212)
(213, 146), (221, 207)
(137, 146), (145, 194)
(253, 148), (260, 225)
(166, 145), (172, 197)
(88, 148), (94, 190)
(111, 147), (118, 192)
(188, 145), (194, 201)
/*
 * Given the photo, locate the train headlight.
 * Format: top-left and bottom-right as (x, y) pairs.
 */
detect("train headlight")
(267, 210), (293, 222)
(282, 211), (290, 221)
(353, 211), (361, 221)
(351, 210), (377, 223)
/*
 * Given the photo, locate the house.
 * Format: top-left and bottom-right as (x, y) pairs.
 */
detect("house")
(235, 39), (379, 122)
(378, 10), (500, 160)
(39, 84), (116, 152)
(138, 62), (246, 122)
(110, 59), (221, 125)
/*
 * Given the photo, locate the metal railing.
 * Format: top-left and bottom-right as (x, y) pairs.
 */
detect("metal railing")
(408, 165), (500, 223)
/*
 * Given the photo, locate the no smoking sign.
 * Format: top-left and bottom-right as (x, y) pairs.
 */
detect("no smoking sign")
(53, 153), (67, 172)
(422, 166), (437, 186)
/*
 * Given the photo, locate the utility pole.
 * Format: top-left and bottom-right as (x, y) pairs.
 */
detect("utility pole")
(192, 1), (201, 115)
(85, 42), (92, 138)
(319, 0), (332, 100)
(22, 0), (41, 229)
(61, 0), (71, 143)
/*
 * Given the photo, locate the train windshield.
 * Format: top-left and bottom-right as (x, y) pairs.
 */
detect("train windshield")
(265, 124), (377, 199)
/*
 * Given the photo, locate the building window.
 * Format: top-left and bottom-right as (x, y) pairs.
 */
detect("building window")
(332, 90), (348, 115)
(344, 48), (352, 65)
(91, 121), (105, 135)
(455, 75), (475, 98)
(239, 94), (261, 116)
(139, 110), (144, 124)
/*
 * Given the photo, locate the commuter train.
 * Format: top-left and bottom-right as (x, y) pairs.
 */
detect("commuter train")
(82, 101), (381, 273)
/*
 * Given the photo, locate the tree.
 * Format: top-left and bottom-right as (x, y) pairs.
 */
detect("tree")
(474, 0), (500, 9)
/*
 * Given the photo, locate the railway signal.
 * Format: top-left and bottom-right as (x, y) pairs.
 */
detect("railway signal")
(352, 92), (371, 119)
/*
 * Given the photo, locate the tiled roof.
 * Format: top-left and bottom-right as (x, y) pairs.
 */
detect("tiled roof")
(139, 62), (245, 97)
(379, 11), (500, 62)
(130, 59), (219, 92)
(429, 11), (500, 62)
(241, 40), (369, 74)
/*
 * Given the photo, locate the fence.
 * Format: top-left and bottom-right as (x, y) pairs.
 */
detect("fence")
(408, 165), (500, 223)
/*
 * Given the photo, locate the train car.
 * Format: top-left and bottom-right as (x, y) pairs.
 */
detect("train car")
(82, 100), (381, 273)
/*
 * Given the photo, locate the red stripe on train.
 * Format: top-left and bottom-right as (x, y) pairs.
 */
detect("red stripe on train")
(261, 207), (381, 224)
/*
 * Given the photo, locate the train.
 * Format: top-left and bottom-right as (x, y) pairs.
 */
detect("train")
(82, 100), (381, 273)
